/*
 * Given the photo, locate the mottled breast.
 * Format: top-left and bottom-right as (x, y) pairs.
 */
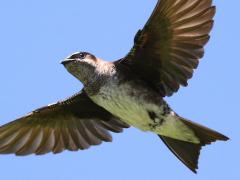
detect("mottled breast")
(89, 75), (199, 143)
(90, 76), (164, 131)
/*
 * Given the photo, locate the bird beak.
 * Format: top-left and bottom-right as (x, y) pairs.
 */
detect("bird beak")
(60, 59), (76, 66)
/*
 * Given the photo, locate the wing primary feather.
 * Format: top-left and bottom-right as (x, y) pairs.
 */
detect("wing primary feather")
(16, 126), (43, 155)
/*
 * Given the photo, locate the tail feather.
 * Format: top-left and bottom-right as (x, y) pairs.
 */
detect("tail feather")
(160, 135), (201, 173)
(179, 117), (229, 144)
(159, 117), (229, 173)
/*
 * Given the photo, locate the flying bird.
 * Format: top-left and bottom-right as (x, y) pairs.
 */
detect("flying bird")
(0, 0), (228, 173)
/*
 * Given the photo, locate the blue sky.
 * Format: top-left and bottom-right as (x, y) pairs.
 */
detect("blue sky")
(0, 0), (239, 179)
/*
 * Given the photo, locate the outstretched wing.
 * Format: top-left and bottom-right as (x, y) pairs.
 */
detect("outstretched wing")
(0, 90), (129, 155)
(119, 0), (215, 96)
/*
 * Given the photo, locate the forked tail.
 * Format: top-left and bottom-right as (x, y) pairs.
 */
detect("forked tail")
(159, 117), (229, 173)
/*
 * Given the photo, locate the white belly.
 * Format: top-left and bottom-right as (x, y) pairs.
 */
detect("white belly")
(90, 81), (199, 143)
(90, 82), (158, 131)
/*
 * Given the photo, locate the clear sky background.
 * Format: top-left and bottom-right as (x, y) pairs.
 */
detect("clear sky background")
(0, 0), (239, 179)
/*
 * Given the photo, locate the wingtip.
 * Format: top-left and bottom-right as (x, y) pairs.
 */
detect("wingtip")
(191, 168), (198, 174)
(221, 135), (230, 141)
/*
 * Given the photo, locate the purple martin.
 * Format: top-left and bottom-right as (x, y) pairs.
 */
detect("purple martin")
(0, 0), (228, 173)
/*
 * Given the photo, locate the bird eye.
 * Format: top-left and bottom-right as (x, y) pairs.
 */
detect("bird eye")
(78, 53), (86, 59)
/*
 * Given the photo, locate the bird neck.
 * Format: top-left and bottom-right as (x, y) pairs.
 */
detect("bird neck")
(84, 61), (116, 96)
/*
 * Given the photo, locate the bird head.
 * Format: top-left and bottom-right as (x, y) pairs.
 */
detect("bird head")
(61, 52), (99, 85)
